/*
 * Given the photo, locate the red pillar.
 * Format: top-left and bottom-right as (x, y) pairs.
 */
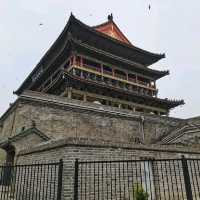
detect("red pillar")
(80, 56), (83, 67)
(112, 68), (115, 76)
(73, 55), (76, 65)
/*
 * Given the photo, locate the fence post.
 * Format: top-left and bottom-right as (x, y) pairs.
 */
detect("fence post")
(57, 159), (63, 200)
(181, 156), (193, 200)
(74, 159), (79, 200)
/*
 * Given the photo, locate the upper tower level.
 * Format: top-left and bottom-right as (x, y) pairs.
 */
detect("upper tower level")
(14, 14), (184, 116)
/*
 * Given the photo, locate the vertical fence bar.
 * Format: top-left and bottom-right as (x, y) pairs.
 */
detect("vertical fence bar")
(85, 163), (88, 200)
(172, 160), (180, 200)
(97, 162), (100, 200)
(80, 162), (83, 200)
(188, 160), (197, 200)
(101, 162), (104, 200)
(57, 159), (63, 200)
(45, 164), (50, 200)
(74, 159), (79, 200)
(89, 163), (91, 200)
(109, 162), (112, 200)
(93, 162), (95, 200)
(177, 160), (185, 199)
(181, 156), (193, 200)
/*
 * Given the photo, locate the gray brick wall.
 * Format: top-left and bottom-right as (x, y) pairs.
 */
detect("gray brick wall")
(0, 92), (183, 147)
(0, 92), (198, 199)
(16, 139), (200, 200)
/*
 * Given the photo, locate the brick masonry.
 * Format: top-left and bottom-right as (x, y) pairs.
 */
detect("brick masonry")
(0, 91), (183, 147)
(0, 91), (200, 200)
(16, 138), (200, 200)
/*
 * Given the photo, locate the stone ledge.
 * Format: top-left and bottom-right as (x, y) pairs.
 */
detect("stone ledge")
(18, 137), (200, 156)
(20, 90), (183, 124)
(0, 90), (184, 124)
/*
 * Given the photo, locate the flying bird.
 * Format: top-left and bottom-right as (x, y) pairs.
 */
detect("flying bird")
(39, 23), (43, 26)
(148, 4), (151, 10)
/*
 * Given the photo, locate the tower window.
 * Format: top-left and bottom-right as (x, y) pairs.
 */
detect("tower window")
(103, 65), (113, 75)
(83, 58), (101, 71)
(115, 69), (126, 79)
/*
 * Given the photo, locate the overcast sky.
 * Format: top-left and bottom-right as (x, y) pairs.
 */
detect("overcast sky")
(0, 0), (199, 119)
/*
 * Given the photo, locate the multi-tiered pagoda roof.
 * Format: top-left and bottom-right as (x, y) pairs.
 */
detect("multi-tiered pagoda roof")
(15, 14), (184, 115)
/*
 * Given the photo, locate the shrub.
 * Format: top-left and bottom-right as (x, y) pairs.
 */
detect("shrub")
(133, 184), (149, 200)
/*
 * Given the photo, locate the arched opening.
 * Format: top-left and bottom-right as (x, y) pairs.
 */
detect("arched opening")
(4, 145), (15, 166)
(0, 144), (16, 186)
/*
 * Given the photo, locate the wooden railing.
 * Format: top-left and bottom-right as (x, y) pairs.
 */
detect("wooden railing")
(103, 70), (113, 76)
(115, 74), (127, 80)
(128, 77), (136, 83)
(82, 64), (101, 73)
(69, 65), (157, 95)
(38, 68), (62, 92)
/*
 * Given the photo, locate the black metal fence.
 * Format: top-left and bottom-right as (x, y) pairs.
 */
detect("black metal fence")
(0, 159), (63, 200)
(74, 157), (200, 200)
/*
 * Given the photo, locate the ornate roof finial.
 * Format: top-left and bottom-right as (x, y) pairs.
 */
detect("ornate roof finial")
(108, 13), (113, 21)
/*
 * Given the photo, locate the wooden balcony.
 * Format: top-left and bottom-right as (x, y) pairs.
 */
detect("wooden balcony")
(68, 67), (158, 97)
(38, 68), (62, 92)
(69, 55), (158, 90)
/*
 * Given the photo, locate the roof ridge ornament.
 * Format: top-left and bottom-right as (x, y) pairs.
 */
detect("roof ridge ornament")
(108, 13), (113, 21)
